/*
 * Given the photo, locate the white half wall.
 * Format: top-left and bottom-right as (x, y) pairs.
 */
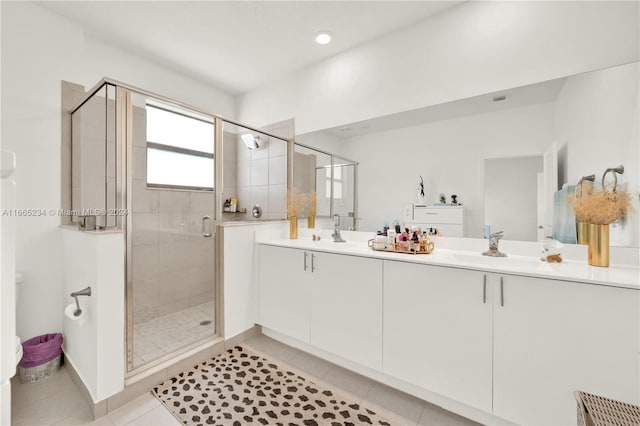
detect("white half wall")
(1, 1), (235, 340)
(238, 1), (639, 135)
(222, 222), (286, 339)
(61, 229), (125, 403)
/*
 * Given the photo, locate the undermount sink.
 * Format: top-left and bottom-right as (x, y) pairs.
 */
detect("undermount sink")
(445, 252), (544, 271)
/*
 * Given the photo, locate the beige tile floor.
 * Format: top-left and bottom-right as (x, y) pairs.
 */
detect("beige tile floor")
(11, 333), (481, 425)
(243, 334), (481, 426)
(132, 301), (215, 368)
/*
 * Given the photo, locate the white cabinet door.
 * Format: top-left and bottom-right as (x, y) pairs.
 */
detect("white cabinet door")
(383, 261), (493, 413)
(310, 252), (383, 370)
(493, 275), (640, 426)
(258, 245), (310, 343)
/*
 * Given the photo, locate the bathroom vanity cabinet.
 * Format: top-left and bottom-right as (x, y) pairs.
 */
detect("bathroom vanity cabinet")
(258, 245), (383, 370)
(257, 242), (639, 426)
(491, 274), (638, 426)
(384, 263), (639, 426)
(383, 262), (493, 413)
(258, 245), (310, 342)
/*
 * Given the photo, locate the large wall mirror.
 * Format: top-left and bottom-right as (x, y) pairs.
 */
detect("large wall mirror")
(296, 61), (639, 247)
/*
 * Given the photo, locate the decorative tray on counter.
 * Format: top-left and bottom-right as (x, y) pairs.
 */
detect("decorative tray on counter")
(368, 239), (434, 255)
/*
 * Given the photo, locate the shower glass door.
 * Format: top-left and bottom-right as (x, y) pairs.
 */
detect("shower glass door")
(127, 93), (216, 371)
(332, 159), (357, 230)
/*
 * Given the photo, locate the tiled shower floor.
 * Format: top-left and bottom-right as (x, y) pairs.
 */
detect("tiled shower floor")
(132, 301), (215, 368)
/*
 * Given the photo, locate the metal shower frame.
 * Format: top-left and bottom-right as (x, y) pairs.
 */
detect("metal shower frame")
(71, 77), (292, 376)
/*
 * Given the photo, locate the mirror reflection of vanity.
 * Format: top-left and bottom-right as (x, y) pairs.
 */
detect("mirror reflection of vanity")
(293, 143), (359, 230)
(296, 61), (639, 247)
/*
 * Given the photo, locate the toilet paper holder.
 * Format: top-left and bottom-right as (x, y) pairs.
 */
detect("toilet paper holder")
(70, 286), (91, 317)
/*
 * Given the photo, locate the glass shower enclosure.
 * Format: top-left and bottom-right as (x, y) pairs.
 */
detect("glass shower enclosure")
(127, 93), (217, 370)
(70, 79), (290, 374)
(71, 82), (218, 373)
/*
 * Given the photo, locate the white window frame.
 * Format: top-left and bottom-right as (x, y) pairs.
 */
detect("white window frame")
(145, 104), (214, 191)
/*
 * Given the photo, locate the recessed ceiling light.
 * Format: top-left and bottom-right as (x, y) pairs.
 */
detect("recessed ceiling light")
(315, 31), (332, 45)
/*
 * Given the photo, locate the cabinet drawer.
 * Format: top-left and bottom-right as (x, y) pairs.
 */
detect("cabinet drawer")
(413, 207), (463, 224)
(410, 223), (463, 237)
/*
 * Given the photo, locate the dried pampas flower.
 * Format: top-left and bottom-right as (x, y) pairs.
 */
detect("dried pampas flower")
(308, 192), (317, 218)
(287, 190), (305, 217)
(569, 187), (631, 225)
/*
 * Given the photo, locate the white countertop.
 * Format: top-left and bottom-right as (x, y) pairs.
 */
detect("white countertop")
(258, 238), (640, 290)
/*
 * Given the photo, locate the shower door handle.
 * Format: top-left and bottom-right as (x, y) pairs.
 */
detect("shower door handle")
(201, 216), (212, 238)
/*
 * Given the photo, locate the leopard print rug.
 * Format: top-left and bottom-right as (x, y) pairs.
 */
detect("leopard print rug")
(153, 346), (392, 426)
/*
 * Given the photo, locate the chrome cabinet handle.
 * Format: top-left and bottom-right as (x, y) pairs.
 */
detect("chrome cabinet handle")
(311, 253), (316, 272)
(500, 276), (504, 307)
(303, 252), (308, 271)
(201, 216), (212, 238)
(483, 275), (487, 304)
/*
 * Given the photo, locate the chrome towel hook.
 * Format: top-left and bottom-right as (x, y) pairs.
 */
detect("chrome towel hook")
(602, 165), (624, 192)
(575, 174), (595, 198)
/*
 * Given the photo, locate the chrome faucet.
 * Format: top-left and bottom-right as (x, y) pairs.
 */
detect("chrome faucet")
(331, 214), (346, 242)
(483, 231), (507, 257)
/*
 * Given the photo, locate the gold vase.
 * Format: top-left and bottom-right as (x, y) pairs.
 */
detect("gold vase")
(289, 216), (298, 239)
(588, 223), (609, 267)
(577, 221), (589, 245)
(307, 215), (315, 229)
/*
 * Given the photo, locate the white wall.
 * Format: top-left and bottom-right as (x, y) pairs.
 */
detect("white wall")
(62, 229), (124, 402)
(1, 2), (235, 340)
(335, 103), (555, 235)
(238, 1), (639, 135)
(555, 62), (640, 246)
(296, 132), (343, 157)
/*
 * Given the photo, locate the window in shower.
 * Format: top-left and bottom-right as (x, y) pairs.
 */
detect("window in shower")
(145, 104), (214, 190)
(325, 166), (342, 200)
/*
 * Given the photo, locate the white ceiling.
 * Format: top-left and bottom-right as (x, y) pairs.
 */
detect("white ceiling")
(40, 1), (462, 95)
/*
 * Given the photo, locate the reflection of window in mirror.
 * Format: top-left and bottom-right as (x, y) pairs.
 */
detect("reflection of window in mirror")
(326, 167), (343, 199)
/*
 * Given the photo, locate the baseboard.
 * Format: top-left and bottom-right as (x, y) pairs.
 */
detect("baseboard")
(261, 327), (515, 426)
(84, 326), (261, 418)
(224, 324), (262, 350)
(63, 352), (107, 419)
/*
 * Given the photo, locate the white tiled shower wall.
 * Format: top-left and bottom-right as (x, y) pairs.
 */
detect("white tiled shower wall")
(223, 121), (292, 221)
(236, 135), (287, 220)
(71, 89), (117, 227)
(131, 106), (215, 324)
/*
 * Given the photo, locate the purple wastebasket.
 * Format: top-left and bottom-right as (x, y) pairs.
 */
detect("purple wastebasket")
(19, 333), (63, 383)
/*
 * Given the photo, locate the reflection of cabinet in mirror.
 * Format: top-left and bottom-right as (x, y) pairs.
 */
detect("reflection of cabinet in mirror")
(407, 206), (464, 237)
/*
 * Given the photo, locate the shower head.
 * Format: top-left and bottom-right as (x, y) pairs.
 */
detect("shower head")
(241, 133), (260, 150)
